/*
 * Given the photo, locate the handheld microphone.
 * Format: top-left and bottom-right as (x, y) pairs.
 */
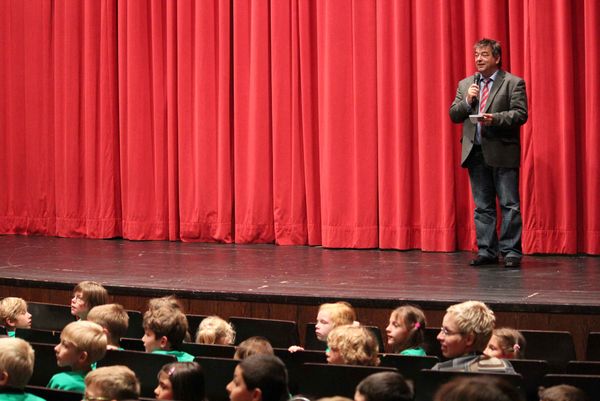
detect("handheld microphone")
(471, 73), (481, 107)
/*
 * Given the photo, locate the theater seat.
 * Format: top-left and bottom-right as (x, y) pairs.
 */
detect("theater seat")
(229, 316), (299, 348)
(28, 302), (74, 331)
(520, 330), (576, 372)
(586, 332), (600, 361)
(542, 374), (600, 401)
(26, 385), (82, 401)
(194, 356), (239, 401)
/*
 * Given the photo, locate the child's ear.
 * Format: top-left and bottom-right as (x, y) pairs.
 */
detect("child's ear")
(4, 317), (15, 328)
(159, 336), (169, 349)
(250, 388), (262, 401)
(0, 370), (9, 386)
(78, 350), (89, 364)
(464, 332), (476, 348)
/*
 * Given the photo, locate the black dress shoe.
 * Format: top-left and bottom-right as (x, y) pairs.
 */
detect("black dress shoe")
(504, 257), (521, 268)
(469, 255), (499, 266)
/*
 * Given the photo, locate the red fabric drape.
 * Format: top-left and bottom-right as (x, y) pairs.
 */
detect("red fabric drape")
(1, 0), (598, 254)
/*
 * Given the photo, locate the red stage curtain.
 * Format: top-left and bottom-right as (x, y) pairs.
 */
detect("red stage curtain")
(0, 0), (598, 254)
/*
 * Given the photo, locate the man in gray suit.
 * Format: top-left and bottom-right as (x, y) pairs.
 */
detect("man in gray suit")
(450, 38), (528, 268)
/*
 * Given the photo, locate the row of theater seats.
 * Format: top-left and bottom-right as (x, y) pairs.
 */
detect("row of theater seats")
(20, 301), (600, 362)
(20, 339), (600, 401)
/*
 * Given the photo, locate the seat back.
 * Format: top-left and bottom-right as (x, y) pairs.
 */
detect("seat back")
(379, 354), (439, 382)
(521, 330), (576, 371)
(125, 309), (145, 339)
(120, 337), (146, 352)
(28, 302), (74, 331)
(297, 363), (397, 398)
(194, 357), (239, 401)
(566, 361), (600, 375)
(414, 370), (524, 401)
(186, 314), (207, 339)
(29, 342), (69, 387)
(304, 323), (385, 352)
(509, 359), (550, 401)
(26, 385), (83, 401)
(423, 327), (444, 359)
(229, 316), (299, 348)
(96, 349), (176, 397)
(542, 374), (600, 401)
(181, 342), (236, 358)
(16, 327), (61, 345)
(274, 348), (327, 394)
(586, 332), (600, 361)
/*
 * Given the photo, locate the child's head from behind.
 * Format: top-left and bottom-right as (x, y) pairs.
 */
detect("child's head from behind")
(71, 281), (109, 320)
(55, 321), (107, 369)
(0, 337), (35, 389)
(316, 302), (356, 341)
(538, 385), (588, 401)
(143, 306), (189, 352)
(195, 316), (235, 345)
(155, 362), (205, 401)
(327, 325), (380, 366)
(434, 376), (524, 401)
(85, 365), (140, 401)
(234, 336), (274, 360)
(484, 327), (526, 359)
(437, 300), (495, 358)
(386, 305), (426, 352)
(148, 296), (184, 313)
(355, 372), (413, 401)
(87, 304), (129, 348)
(0, 297), (31, 330)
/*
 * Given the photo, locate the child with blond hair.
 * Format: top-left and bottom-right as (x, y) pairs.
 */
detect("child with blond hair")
(0, 337), (45, 401)
(48, 321), (107, 392)
(142, 307), (194, 362)
(71, 281), (109, 320)
(195, 316), (235, 345)
(327, 325), (380, 366)
(0, 297), (32, 337)
(87, 304), (129, 350)
(84, 365), (140, 401)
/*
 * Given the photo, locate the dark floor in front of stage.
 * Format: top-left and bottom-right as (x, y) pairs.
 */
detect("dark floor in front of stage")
(1, 235), (599, 314)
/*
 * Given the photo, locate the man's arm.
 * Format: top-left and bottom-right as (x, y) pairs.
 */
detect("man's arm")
(490, 78), (528, 128)
(449, 80), (474, 124)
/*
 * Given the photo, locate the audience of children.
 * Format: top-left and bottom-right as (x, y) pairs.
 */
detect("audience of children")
(432, 300), (515, 373)
(87, 304), (129, 350)
(538, 385), (589, 401)
(154, 362), (205, 401)
(2, 292), (592, 401)
(71, 281), (109, 320)
(0, 337), (45, 401)
(226, 354), (289, 401)
(484, 327), (526, 359)
(84, 365), (140, 401)
(354, 372), (412, 401)
(326, 325), (380, 366)
(142, 305), (194, 362)
(289, 301), (357, 352)
(48, 320), (107, 392)
(0, 298), (31, 337)
(234, 336), (274, 360)
(433, 375), (524, 401)
(195, 316), (235, 345)
(385, 305), (427, 356)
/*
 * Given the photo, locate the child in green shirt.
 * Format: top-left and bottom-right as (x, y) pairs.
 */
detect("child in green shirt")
(0, 337), (46, 401)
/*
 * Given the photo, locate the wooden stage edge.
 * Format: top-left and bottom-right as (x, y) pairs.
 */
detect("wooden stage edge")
(1, 235), (599, 359)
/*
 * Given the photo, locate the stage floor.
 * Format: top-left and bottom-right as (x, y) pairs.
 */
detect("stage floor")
(1, 235), (599, 314)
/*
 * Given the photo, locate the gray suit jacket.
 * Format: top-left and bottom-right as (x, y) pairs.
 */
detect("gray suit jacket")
(449, 70), (528, 168)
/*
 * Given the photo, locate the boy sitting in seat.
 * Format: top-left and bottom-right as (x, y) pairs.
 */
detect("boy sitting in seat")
(142, 306), (194, 362)
(87, 304), (129, 350)
(0, 298), (32, 337)
(0, 337), (45, 401)
(48, 321), (107, 392)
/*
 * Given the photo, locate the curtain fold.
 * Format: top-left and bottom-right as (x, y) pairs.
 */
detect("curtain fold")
(1, 0), (599, 254)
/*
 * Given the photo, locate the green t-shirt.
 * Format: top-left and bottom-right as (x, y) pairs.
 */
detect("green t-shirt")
(0, 391), (46, 401)
(7, 331), (16, 338)
(47, 371), (86, 393)
(399, 346), (427, 356)
(152, 349), (195, 362)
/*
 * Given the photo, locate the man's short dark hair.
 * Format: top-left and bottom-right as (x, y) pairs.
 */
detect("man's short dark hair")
(239, 355), (289, 401)
(474, 38), (502, 68)
(356, 372), (413, 401)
